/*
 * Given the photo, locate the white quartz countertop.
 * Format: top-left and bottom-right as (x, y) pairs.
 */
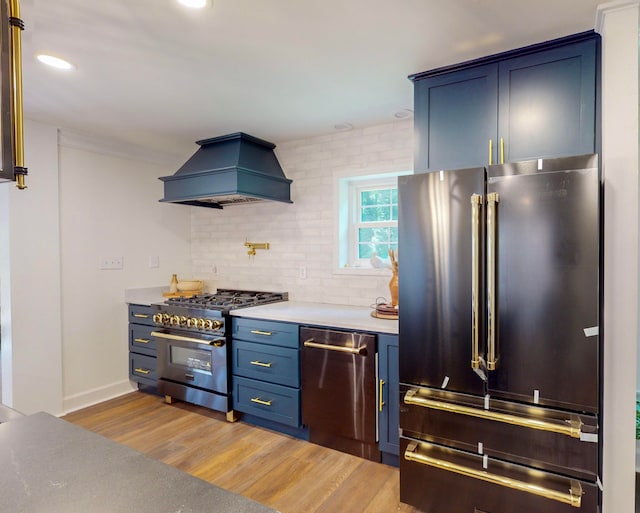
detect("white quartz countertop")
(124, 287), (167, 306)
(230, 301), (398, 335)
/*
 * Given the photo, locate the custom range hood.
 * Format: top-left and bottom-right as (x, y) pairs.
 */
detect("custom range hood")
(159, 132), (292, 209)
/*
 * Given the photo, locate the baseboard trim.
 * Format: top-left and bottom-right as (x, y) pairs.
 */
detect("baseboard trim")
(63, 380), (137, 415)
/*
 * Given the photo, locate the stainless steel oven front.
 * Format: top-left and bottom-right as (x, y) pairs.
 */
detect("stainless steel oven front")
(152, 329), (232, 417)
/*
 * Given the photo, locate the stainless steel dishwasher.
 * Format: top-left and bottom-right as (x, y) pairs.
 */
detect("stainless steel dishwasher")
(300, 326), (379, 462)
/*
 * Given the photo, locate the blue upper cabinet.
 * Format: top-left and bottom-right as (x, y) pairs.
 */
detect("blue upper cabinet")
(414, 64), (498, 172)
(498, 38), (597, 162)
(412, 32), (599, 173)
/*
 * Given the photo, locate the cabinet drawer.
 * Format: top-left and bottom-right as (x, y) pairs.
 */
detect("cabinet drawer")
(400, 437), (598, 513)
(129, 304), (154, 326)
(232, 340), (299, 387)
(129, 324), (157, 356)
(129, 353), (157, 386)
(233, 376), (300, 427)
(232, 318), (298, 348)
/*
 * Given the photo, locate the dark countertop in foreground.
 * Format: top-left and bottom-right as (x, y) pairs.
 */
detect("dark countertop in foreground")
(0, 412), (279, 513)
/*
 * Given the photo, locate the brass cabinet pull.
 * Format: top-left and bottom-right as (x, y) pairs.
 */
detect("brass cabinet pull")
(470, 194), (482, 370)
(250, 397), (272, 406)
(303, 339), (366, 355)
(250, 360), (272, 368)
(404, 441), (582, 507)
(134, 368), (151, 375)
(486, 192), (499, 371)
(500, 137), (505, 164)
(250, 330), (272, 336)
(8, 0), (26, 189)
(379, 379), (386, 412)
(133, 313), (150, 318)
(134, 338), (150, 344)
(488, 139), (493, 165)
(403, 389), (583, 438)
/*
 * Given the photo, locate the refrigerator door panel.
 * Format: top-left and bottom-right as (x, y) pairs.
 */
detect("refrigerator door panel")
(487, 155), (599, 412)
(400, 437), (599, 513)
(399, 385), (598, 481)
(398, 168), (486, 396)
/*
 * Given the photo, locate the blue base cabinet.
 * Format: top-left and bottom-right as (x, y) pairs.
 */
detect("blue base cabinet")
(378, 334), (399, 464)
(412, 32), (598, 173)
(128, 304), (158, 387)
(231, 318), (302, 430)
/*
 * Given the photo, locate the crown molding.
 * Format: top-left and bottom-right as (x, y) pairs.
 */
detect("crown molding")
(58, 128), (185, 167)
(595, 0), (640, 34)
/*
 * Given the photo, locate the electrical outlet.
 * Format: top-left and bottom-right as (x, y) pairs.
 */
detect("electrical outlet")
(148, 255), (160, 268)
(100, 256), (123, 270)
(299, 266), (307, 279)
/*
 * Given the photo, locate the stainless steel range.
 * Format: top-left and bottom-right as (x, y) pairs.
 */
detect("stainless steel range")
(151, 289), (287, 420)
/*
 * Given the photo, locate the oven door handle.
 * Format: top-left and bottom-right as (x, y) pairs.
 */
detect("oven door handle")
(151, 331), (225, 346)
(303, 339), (366, 355)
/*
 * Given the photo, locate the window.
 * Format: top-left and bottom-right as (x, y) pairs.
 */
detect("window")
(335, 170), (411, 273)
(354, 185), (398, 262)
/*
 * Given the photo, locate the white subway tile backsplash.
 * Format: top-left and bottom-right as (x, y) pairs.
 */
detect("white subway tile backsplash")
(190, 119), (412, 307)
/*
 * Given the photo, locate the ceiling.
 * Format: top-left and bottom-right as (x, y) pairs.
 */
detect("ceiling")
(20, 0), (604, 162)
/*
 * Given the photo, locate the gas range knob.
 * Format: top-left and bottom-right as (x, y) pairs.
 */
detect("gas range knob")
(211, 320), (223, 330)
(179, 316), (188, 326)
(152, 313), (162, 324)
(170, 315), (180, 326)
(203, 319), (214, 330)
(197, 318), (206, 329)
(162, 313), (171, 324)
(187, 317), (198, 328)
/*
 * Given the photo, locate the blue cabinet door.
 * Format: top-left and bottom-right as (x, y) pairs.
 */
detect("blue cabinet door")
(412, 34), (598, 172)
(414, 64), (498, 173)
(379, 334), (399, 456)
(498, 38), (597, 162)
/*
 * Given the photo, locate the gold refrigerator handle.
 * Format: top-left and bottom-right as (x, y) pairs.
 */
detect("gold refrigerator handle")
(486, 192), (499, 371)
(403, 389), (583, 438)
(500, 137), (505, 165)
(9, 0), (26, 189)
(303, 339), (366, 355)
(404, 441), (582, 508)
(488, 139), (493, 166)
(470, 194), (482, 369)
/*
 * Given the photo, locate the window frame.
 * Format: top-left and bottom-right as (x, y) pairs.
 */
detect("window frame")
(334, 168), (411, 275)
(350, 180), (398, 268)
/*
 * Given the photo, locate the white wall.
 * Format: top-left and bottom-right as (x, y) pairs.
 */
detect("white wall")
(58, 139), (191, 412)
(0, 119), (63, 414)
(596, 2), (639, 512)
(1, 120), (192, 415)
(191, 120), (413, 307)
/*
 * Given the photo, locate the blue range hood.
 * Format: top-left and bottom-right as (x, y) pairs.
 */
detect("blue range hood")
(159, 132), (292, 209)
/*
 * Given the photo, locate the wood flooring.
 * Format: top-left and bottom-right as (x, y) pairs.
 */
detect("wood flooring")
(63, 391), (422, 513)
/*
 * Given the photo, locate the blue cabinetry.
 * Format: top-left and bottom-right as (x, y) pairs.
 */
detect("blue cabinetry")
(128, 304), (157, 387)
(412, 32), (598, 173)
(231, 317), (302, 430)
(378, 334), (399, 464)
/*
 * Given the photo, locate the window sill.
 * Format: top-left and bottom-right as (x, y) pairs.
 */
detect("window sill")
(333, 267), (393, 277)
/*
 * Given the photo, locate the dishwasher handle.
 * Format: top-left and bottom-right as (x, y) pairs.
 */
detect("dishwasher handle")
(303, 339), (367, 356)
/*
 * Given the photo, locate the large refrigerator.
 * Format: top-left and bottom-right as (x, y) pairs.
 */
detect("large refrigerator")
(398, 154), (601, 513)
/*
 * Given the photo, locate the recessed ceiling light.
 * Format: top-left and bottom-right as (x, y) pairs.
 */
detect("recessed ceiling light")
(177, 0), (209, 8)
(36, 54), (75, 70)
